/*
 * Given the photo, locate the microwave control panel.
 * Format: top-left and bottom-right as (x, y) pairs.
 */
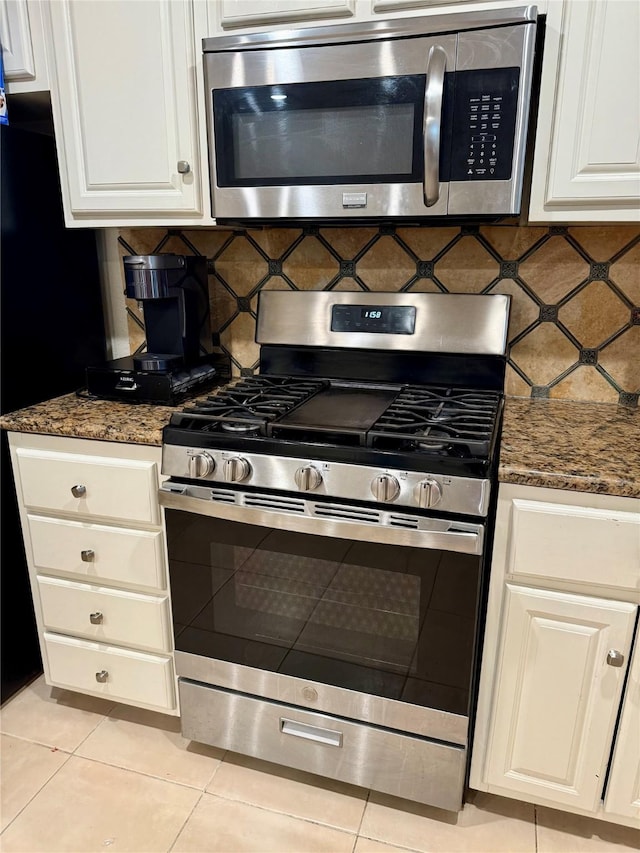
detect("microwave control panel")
(448, 68), (520, 182)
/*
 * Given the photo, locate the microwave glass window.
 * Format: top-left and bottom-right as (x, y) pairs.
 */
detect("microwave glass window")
(214, 76), (425, 187)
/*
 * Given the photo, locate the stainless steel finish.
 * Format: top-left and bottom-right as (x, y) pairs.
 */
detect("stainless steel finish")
(71, 484), (86, 498)
(222, 456), (251, 483)
(280, 718), (343, 748)
(294, 465), (323, 491)
(424, 45), (446, 207)
(179, 679), (467, 811)
(176, 650), (468, 744)
(607, 650), (625, 667)
(203, 6), (537, 52)
(95, 670), (108, 683)
(448, 23), (537, 216)
(371, 474), (400, 503)
(177, 160), (191, 174)
(256, 291), (510, 356)
(89, 611), (103, 625)
(80, 549), (94, 562)
(189, 452), (215, 479)
(162, 445), (490, 517)
(159, 483), (485, 555)
(415, 479), (443, 509)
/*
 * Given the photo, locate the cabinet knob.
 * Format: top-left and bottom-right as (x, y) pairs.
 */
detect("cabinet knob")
(89, 611), (103, 625)
(177, 160), (191, 174)
(81, 549), (95, 562)
(71, 484), (86, 498)
(95, 670), (109, 683)
(606, 649), (625, 667)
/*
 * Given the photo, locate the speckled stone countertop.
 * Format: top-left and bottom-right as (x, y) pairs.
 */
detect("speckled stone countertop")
(1, 392), (638, 498)
(500, 397), (640, 498)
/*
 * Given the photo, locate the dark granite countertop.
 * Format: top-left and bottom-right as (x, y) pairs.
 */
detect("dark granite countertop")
(1, 392), (638, 498)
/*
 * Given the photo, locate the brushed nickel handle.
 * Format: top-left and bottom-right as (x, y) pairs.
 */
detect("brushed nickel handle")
(177, 160), (191, 174)
(89, 612), (103, 625)
(81, 549), (95, 562)
(71, 484), (86, 498)
(607, 650), (624, 667)
(423, 45), (447, 207)
(95, 670), (109, 683)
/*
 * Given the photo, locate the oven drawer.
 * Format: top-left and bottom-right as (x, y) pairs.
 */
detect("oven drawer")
(38, 576), (171, 652)
(179, 679), (466, 811)
(44, 632), (176, 711)
(16, 447), (160, 524)
(28, 515), (166, 591)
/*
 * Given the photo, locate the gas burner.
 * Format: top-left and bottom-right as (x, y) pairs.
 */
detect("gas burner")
(220, 421), (261, 434)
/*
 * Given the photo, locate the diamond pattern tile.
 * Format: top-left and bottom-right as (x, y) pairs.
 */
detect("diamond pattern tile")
(116, 222), (640, 404)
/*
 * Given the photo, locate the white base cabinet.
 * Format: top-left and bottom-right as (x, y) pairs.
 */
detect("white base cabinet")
(471, 483), (640, 829)
(7, 432), (178, 715)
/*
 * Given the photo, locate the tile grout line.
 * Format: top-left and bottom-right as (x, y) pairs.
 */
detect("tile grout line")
(167, 790), (206, 853)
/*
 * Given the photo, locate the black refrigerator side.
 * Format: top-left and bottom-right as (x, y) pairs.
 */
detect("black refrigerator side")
(1, 122), (108, 703)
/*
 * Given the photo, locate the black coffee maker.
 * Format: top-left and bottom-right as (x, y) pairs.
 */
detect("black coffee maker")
(85, 254), (229, 404)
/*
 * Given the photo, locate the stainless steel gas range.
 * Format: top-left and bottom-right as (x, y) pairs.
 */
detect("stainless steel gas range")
(159, 290), (510, 811)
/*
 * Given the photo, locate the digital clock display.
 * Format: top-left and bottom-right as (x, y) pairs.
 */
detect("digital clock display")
(331, 305), (416, 334)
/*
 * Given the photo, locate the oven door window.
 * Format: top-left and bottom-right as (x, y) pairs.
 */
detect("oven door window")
(166, 510), (482, 717)
(213, 76), (426, 187)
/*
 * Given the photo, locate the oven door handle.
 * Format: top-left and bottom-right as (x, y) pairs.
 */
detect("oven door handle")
(159, 484), (485, 555)
(423, 44), (447, 207)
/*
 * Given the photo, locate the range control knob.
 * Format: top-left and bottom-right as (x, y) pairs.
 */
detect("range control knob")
(414, 478), (443, 509)
(371, 474), (400, 503)
(188, 452), (215, 479)
(294, 465), (323, 491)
(222, 456), (251, 483)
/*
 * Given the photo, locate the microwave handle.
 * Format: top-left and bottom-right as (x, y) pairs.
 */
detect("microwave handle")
(423, 45), (447, 207)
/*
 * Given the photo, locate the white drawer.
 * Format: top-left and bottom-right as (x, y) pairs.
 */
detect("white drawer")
(508, 499), (640, 590)
(17, 448), (160, 524)
(38, 576), (171, 652)
(28, 515), (166, 590)
(44, 632), (176, 712)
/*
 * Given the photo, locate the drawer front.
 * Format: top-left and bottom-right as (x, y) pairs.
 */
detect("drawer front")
(17, 448), (160, 524)
(28, 515), (166, 590)
(509, 499), (640, 590)
(179, 680), (466, 812)
(38, 576), (171, 652)
(44, 632), (175, 711)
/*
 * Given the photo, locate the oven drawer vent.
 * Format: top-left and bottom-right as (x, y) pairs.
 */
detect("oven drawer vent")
(389, 515), (420, 529)
(210, 489), (236, 503)
(314, 504), (379, 523)
(244, 494), (306, 513)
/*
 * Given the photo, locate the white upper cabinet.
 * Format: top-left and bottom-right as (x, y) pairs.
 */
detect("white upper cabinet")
(529, 0), (640, 221)
(0, 0), (49, 92)
(214, 0), (355, 30)
(43, 0), (213, 227)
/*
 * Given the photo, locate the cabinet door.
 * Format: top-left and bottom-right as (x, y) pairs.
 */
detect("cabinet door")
(604, 637), (640, 821)
(529, 0), (640, 220)
(44, 0), (202, 218)
(214, 0), (354, 30)
(486, 585), (636, 812)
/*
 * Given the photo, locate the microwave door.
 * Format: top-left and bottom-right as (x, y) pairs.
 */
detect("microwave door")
(206, 35), (456, 220)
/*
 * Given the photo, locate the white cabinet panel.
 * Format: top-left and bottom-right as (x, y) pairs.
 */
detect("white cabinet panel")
(0, 0), (35, 79)
(28, 515), (166, 591)
(17, 447), (160, 525)
(216, 0), (354, 29)
(44, 0), (202, 219)
(486, 584), (636, 812)
(604, 639), (640, 821)
(38, 576), (171, 652)
(45, 632), (175, 711)
(529, 0), (640, 220)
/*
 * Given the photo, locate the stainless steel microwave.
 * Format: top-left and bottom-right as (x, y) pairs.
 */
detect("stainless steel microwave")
(203, 6), (539, 223)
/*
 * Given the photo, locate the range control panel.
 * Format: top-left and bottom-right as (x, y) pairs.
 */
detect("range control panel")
(449, 67), (520, 182)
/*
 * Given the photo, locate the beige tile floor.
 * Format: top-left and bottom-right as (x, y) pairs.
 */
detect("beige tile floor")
(1, 676), (639, 853)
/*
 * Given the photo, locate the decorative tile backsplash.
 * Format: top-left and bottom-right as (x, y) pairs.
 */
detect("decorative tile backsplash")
(117, 223), (640, 406)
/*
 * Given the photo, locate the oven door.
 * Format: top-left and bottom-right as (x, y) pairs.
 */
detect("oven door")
(203, 21), (536, 220)
(160, 485), (486, 747)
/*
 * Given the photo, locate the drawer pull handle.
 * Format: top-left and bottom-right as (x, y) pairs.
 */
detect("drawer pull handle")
(89, 611), (103, 625)
(81, 549), (95, 562)
(71, 484), (87, 498)
(280, 717), (343, 748)
(607, 649), (625, 667)
(95, 670), (109, 683)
